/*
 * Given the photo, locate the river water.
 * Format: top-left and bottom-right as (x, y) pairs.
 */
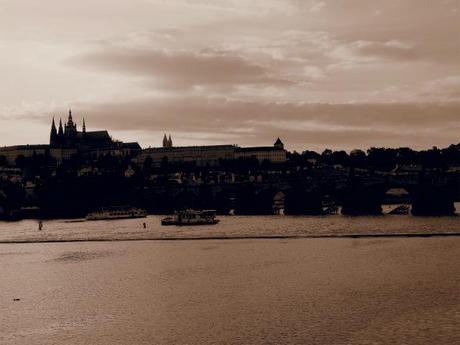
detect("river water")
(1, 213), (459, 344)
(0, 204), (459, 243)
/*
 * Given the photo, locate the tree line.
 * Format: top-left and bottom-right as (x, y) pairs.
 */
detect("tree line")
(288, 144), (460, 170)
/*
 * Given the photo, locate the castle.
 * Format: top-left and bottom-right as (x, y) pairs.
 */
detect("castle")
(0, 110), (286, 166)
(50, 109), (114, 149)
(0, 110), (141, 165)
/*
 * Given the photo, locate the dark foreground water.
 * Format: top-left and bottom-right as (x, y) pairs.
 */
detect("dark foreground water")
(1, 212), (460, 344)
(1, 237), (460, 345)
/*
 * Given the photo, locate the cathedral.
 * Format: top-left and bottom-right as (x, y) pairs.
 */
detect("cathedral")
(50, 109), (114, 149)
(162, 134), (173, 148)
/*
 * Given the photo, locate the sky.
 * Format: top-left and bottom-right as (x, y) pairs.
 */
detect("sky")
(0, 0), (459, 152)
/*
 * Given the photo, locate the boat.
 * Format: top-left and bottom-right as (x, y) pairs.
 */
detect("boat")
(161, 209), (220, 226)
(323, 205), (339, 214)
(86, 206), (147, 221)
(387, 205), (410, 215)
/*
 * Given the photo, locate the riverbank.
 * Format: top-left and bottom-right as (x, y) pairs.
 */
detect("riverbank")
(1, 231), (460, 244)
(1, 214), (460, 244)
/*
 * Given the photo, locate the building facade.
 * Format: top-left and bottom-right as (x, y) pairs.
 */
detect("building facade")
(235, 138), (286, 163)
(137, 136), (287, 167)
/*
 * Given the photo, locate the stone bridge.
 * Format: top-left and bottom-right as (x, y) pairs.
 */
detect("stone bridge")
(141, 174), (458, 216)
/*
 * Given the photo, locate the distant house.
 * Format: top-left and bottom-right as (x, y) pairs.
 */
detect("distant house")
(0, 144), (50, 165)
(0, 167), (22, 181)
(447, 165), (460, 173)
(124, 166), (136, 178)
(391, 164), (423, 174)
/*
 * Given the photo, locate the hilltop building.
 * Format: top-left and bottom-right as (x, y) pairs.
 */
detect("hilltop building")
(235, 137), (286, 162)
(0, 110), (141, 165)
(137, 136), (286, 167)
(50, 109), (126, 150)
(162, 134), (173, 148)
(0, 111), (286, 167)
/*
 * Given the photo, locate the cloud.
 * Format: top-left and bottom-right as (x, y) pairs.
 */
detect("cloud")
(418, 76), (460, 102)
(65, 97), (460, 151)
(1, 0), (459, 150)
(70, 48), (293, 89)
(309, 1), (326, 13)
(351, 40), (417, 61)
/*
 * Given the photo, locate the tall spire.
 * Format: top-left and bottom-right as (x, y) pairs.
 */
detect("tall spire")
(50, 117), (58, 145)
(51, 117), (57, 132)
(58, 118), (64, 136)
(65, 108), (77, 136)
(67, 108), (73, 125)
(163, 133), (168, 147)
(82, 118), (86, 133)
(168, 134), (173, 147)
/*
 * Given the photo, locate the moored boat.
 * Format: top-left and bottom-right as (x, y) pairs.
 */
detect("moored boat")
(387, 205), (410, 215)
(161, 209), (219, 226)
(86, 206), (147, 221)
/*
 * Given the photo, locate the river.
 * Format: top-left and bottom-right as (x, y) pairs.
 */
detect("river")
(0, 214), (459, 344)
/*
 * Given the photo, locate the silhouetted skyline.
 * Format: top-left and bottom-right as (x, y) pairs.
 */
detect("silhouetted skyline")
(0, 1), (459, 151)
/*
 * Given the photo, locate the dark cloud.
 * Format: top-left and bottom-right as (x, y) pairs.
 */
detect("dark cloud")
(66, 97), (460, 151)
(313, 1), (460, 65)
(70, 48), (292, 89)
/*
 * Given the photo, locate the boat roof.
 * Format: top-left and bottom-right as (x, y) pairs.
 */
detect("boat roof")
(176, 209), (216, 215)
(99, 205), (140, 211)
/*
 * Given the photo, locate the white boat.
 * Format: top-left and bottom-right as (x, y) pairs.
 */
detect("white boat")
(386, 204), (410, 215)
(86, 206), (147, 221)
(161, 209), (220, 226)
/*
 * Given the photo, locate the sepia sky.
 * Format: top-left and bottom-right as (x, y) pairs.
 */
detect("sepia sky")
(0, 0), (459, 151)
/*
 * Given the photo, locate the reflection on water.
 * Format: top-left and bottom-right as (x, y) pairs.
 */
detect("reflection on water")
(0, 204), (459, 243)
(52, 250), (113, 262)
(0, 238), (459, 345)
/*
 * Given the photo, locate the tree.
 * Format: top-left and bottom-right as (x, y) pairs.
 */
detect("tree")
(349, 149), (366, 168)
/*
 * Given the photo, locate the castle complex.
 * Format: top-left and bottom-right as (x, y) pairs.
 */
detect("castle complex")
(49, 109), (128, 151)
(0, 111), (287, 166)
(0, 110), (141, 165)
(136, 135), (286, 167)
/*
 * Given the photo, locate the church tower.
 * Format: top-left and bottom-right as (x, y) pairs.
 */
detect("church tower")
(50, 117), (58, 146)
(58, 118), (64, 136)
(64, 108), (77, 138)
(168, 134), (173, 147)
(163, 134), (168, 147)
(274, 138), (284, 150)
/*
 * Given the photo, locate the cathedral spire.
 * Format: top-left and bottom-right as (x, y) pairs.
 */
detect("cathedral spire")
(82, 118), (86, 133)
(64, 108), (77, 136)
(58, 118), (64, 135)
(67, 108), (73, 125)
(168, 134), (173, 147)
(163, 133), (168, 147)
(50, 117), (58, 146)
